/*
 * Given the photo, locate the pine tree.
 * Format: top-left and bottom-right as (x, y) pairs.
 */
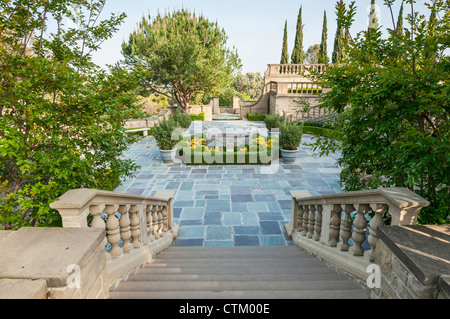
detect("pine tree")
(280, 20), (289, 64)
(318, 10), (329, 64)
(291, 5), (306, 64)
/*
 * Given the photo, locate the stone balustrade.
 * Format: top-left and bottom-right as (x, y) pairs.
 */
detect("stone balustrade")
(286, 187), (430, 281)
(50, 188), (179, 291)
(266, 64), (327, 77)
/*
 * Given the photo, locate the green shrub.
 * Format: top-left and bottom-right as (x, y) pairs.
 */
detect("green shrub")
(303, 126), (341, 141)
(247, 113), (267, 121)
(152, 118), (182, 150)
(280, 123), (303, 150)
(190, 112), (205, 121)
(264, 114), (287, 132)
(170, 108), (192, 128)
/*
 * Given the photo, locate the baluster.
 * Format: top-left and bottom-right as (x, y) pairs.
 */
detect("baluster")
(329, 204), (342, 247)
(301, 205), (309, 237)
(105, 205), (122, 257)
(352, 204), (370, 256)
(129, 205), (141, 248)
(146, 205), (154, 242)
(153, 205), (160, 240)
(314, 205), (323, 241)
(89, 205), (105, 229)
(157, 206), (164, 237)
(297, 204), (304, 233)
(162, 205), (169, 233)
(340, 204), (354, 251)
(307, 205), (316, 239)
(118, 205), (133, 253)
(368, 204), (388, 262)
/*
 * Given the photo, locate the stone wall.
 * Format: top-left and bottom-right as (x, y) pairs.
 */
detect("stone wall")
(124, 101), (214, 129)
(371, 225), (450, 299)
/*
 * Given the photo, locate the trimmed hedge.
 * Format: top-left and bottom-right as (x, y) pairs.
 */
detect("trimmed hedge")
(190, 112), (205, 121)
(247, 113), (267, 121)
(182, 151), (273, 165)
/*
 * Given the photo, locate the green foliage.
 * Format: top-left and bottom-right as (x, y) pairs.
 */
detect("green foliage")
(121, 9), (241, 113)
(291, 6), (306, 64)
(264, 114), (287, 132)
(170, 108), (193, 129)
(152, 118), (182, 151)
(306, 44), (320, 64)
(190, 113), (205, 121)
(281, 20), (289, 64)
(314, 0), (450, 225)
(0, 0), (142, 230)
(279, 124), (304, 150)
(247, 113), (267, 121)
(332, 0), (356, 63)
(233, 72), (264, 100)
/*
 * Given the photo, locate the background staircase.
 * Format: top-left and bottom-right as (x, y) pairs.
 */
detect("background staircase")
(109, 246), (370, 299)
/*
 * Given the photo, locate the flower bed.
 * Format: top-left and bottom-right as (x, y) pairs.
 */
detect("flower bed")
(177, 134), (279, 165)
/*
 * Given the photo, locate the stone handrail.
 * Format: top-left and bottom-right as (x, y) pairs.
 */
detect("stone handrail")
(50, 188), (178, 289)
(286, 187), (429, 280)
(266, 64), (327, 77)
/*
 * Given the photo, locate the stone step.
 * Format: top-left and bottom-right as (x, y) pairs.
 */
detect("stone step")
(113, 279), (363, 292)
(110, 245), (370, 299)
(109, 289), (368, 299)
(125, 273), (349, 282)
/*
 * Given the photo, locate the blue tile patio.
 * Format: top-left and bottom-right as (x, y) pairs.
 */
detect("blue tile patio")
(115, 121), (343, 246)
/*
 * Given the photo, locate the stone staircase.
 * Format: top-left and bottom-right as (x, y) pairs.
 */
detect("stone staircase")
(109, 246), (370, 299)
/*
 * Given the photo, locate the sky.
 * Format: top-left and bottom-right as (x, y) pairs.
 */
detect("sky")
(90, 0), (433, 74)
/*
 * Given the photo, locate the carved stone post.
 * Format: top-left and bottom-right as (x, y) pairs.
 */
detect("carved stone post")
(153, 206), (160, 240)
(89, 205), (105, 229)
(368, 203), (388, 262)
(352, 204), (370, 256)
(129, 205), (141, 248)
(307, 205), (316, 239)
(105, 205), (122, 257)
(146, 205), (154, 242)
(301, 205), (309, 237)
(314, 205), (323, 241)
(329, 204), (342, 247)
(118, 205), (133, 253)
(340, 204), (354, 251)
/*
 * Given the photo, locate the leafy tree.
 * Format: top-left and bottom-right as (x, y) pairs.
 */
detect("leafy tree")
(312, 0), (450, 225)
(306, 44), (320, 64)
(291, 5), (306, 64)
(0, 0), (143, 230)
(280, 20), (289, 64)
(396, 1), (404, 34)
(233, 72), (264, 100)
(318, 10), (329, 64)
(121, 9), (241, 113)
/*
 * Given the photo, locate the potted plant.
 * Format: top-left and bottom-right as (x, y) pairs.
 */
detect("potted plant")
(152, 118), (182, 163)
(279, 123), (303, 163)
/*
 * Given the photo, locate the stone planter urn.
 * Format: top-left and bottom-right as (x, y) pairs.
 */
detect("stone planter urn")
(160, 149), (177, 163)
(280, 148), (299, 163)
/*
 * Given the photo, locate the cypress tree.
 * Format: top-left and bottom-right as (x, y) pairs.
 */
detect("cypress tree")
(291, 5), (306, 64)
(318, 10), (329, 64)
(368, 0), (379, 32)
(396, 1), (404, 34)
(332, 1), (349, 64)
(280, 20), (289, 64)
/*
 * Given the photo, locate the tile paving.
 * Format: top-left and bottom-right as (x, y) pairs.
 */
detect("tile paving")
(115, 121), (343, 246)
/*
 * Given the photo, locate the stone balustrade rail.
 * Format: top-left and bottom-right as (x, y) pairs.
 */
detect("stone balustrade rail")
(286, 187), (430, 280)
(50, 188), (178, 290)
